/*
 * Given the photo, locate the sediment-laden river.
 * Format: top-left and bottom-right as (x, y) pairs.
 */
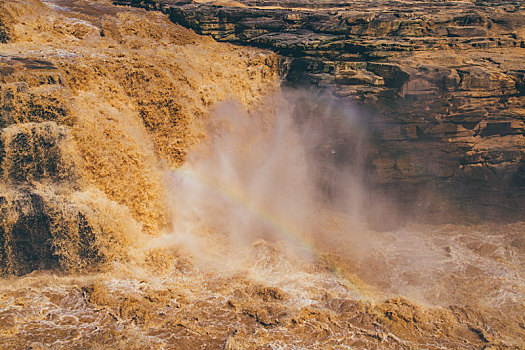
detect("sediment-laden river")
(0, 1), (523, 348)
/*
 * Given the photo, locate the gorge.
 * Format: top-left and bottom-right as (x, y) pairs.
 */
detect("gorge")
(118, 0), (525, 221)
(0, 0), (523, 348)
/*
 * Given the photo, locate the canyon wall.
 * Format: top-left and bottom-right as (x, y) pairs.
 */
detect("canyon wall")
(118, 0), (525, 220)
(0, 2), (523, 348)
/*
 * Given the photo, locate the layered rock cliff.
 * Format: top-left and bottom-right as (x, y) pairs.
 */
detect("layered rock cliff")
(117, 0), (525, 220)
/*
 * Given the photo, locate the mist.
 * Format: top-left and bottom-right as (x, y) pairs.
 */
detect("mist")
(2, 1), (523, 347)
(161, 88), (523, 310)
(166, 89), (360, 254)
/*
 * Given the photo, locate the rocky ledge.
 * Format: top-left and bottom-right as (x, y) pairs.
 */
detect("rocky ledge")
(117, 0), (525, 220)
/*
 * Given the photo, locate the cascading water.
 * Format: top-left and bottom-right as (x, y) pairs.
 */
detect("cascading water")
(0, 0), (523, 348)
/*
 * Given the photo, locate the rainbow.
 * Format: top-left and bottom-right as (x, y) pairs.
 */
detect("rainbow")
(169, 166), (378, 300)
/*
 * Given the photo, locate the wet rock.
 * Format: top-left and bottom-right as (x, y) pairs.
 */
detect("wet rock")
(0, 187), (139, 276)
(0, 122), (76, 184)
(0, 3), (14, 45)
(0, 191), (57, 275)
(0, 84), (72, 128)
(0, 19), (9, 44)
(0, 190), (98, 276)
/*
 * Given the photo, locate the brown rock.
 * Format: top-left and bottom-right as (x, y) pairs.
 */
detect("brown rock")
(117, 0), (525, 220)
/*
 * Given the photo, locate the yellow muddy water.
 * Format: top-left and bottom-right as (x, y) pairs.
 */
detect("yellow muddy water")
(0, 1), (523, 349)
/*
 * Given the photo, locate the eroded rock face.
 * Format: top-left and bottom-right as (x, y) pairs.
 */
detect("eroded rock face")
(0, 2), (523, 349)
(0, 122), (75, 183)
(118, 0), (525, 219)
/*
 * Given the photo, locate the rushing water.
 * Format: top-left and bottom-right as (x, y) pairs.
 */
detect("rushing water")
(0, 0), (523, 348)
